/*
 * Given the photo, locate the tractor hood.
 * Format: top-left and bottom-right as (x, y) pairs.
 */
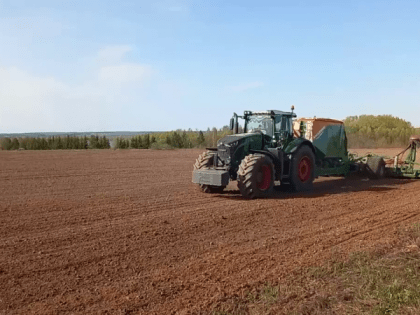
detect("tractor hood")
(217, 133), (262, 147)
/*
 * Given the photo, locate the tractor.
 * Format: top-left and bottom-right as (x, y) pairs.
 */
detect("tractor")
(192, 107), (386, 199)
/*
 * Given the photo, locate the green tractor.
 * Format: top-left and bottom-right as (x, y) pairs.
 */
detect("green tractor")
(192, 107), (384, 199)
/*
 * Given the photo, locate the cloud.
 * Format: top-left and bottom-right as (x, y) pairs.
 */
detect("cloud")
(229, 82), (264, 92)
(0, 46), (154, 132)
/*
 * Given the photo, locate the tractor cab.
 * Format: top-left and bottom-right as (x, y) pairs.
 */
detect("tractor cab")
(230, 108), (297, 149)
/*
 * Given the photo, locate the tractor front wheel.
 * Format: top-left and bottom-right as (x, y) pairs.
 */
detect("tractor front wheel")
(290, 146), (315, 191)
(193, 151), (226, 193)
(237, 154), (274, 199)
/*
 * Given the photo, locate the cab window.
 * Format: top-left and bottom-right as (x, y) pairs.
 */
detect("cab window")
(275, 116), (291, 135)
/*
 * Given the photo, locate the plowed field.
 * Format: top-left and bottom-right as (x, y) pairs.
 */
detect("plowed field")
(1, 148), (419, 314)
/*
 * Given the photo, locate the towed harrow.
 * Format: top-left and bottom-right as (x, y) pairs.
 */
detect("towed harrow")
(350, 135), (420, 180)
(385, 135), (420, 179)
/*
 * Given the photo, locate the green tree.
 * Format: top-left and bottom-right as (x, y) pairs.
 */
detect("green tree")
(131, 136), (138, 149)
(57, 137), (63, 149)
(143, 134), (150, 148)
(171, 132), (182, 148)
(137, 136), (144, 149)
(100, 136), (110, 149)
(116, 137), (130, 149)
(0, 138), (12, 150)
(20, 138), (27, 150)
(89, 135), (100, 149)
(40, 138), (49, 150)
(166, 134), (172, 146)
(11, 138), (20, 150)
(83, 136), (88, 149)
(151, 135), (156, 144)
(197, 131), (205, 146)
(181, 131), (189, 148)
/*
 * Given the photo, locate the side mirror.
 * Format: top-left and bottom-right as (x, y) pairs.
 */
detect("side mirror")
(229, 118), (234, 130)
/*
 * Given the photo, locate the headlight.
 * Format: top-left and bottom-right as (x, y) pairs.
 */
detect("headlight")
(229, 141), (239, 147)
(220, 141), (238, 147)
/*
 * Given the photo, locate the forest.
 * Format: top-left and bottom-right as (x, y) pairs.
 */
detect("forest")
(344, 115), (420, 148)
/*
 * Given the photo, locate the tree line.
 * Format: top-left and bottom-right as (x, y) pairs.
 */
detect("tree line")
(2, 116), (419, 151)
(0, 128), (232, 151)
(0, 135), (110, 150)
(113, 127), (233, 149)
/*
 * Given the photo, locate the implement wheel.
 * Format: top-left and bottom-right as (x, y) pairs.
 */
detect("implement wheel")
(366, 156), (386, 179)
(237, 154), (274, 199)
(290, 146), (315, 191)
(193, 151), (226, 193)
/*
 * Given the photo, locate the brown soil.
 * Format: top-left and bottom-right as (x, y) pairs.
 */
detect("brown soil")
(1, 149), (419, 314)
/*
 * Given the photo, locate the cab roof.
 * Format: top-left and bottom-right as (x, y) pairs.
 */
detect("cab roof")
(244, 110), (297, 117)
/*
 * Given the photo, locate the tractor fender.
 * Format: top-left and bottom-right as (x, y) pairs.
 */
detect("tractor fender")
(283, 138), (316, 156)
(249, 149), (283, 179)
(249, 149), (281, 164)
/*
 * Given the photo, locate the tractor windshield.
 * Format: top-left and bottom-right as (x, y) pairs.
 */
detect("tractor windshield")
(245, 116), (273, 137)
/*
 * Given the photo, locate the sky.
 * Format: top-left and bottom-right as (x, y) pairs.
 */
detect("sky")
(0, 0), (419, 133)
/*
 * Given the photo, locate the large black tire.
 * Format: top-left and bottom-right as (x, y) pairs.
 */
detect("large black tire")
(366, 156), (386, 179)
(193, 151), (226, 193)
(290, 146), (315, 192)
(237, 154), (275, 199)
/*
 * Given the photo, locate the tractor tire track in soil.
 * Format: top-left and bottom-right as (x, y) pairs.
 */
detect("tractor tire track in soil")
(0, 149), (419, 314)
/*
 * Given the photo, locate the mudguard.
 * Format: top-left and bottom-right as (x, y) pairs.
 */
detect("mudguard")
(284, 138), (315, 155)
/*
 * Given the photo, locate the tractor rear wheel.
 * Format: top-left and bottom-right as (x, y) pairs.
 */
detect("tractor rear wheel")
(193, 151), (226, 193)
(290, 146), (315, 191)
(366, 156), (386, 179)
(237, 154), (274, 199)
